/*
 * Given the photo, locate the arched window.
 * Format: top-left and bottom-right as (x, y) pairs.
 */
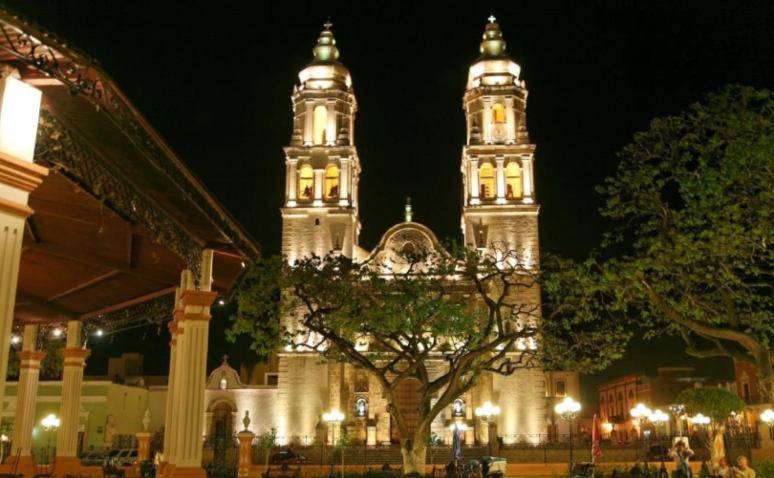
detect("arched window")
(479, 163), (495, 199)
(298, 164), (314, 200)
(452, 398), (465, 418)
(324, 164), (340, 199)
(313, 105), (328, 145)
(505, 162), (522, 199)
(355, 397), (368, 418)
(492, 103), (506, 124)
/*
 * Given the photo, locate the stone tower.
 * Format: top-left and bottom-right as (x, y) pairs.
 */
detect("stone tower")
(281, 21), (361, 265)
(461, 16), (547, 441)
(460, 15), (538, 269)
(277, 22), (360, 444)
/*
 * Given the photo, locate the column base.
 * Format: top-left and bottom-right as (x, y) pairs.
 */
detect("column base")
(54, 455), (81, 477)
(169, 466), (206, 478)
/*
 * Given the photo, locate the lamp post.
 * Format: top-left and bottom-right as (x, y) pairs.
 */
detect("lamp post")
(761, 409), (774, 445)
(475, 401), (501, 456)
(322, 409), (344, 478)
(649, 409), (669, 440)
(630, 403), (652, 466)
(554, 397), (581, 475)
(40, 414), (60, 466)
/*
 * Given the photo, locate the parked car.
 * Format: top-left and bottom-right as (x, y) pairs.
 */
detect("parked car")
(102, 449), (122, 467)
(114, 449), (138, 466)
(81, 451), (105, 466)
(270, 449), (308, 465)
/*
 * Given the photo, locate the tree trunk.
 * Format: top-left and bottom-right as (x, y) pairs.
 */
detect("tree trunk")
(400, 442), (427, 476)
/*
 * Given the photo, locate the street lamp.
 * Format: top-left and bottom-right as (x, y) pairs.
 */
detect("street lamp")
(649, 409), (669, 440)
(322, 409), (344, 478)
(554, 397), (581, 474)
(761, 409), (774, 442)
(475, 401), (501, 456)
(40, 414), (60, 465)
(630, 403), (652, 466)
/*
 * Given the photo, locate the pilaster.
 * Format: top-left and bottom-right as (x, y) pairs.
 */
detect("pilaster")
(55, 321), (89, 477)
(11, 324), (44, 476)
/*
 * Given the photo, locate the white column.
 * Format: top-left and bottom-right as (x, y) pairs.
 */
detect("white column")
(161, 316), (181, 470)
(0, 76), (47, 425)
(303, 101), (314, 146)
(495, 157), (506, 203)
(505, 97), (516, 143)
(55, 320), (89, 475)
(326, 101), (337, 145)
(313, 169), (324, 206)
(286, 160), (298, 206)
(483, 100), (492, 143)
(522, 156), (535, 204)
(339, 158), (350, 206)
(12, 325), (44, 471)
(469, 158), (480, 204)
(169, 251), (217, 478)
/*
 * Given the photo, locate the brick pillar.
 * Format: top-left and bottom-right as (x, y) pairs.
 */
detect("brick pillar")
(55, 320), (89, 477)
(11, 324), (44, 476)
(169, 250), (217, 478)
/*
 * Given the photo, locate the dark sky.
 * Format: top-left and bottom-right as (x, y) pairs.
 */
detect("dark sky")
(8, 0), (773, 403)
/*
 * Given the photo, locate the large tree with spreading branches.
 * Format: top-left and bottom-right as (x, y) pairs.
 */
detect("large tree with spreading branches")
(229, 245), (625, 473)
(572, 86), (773, 401)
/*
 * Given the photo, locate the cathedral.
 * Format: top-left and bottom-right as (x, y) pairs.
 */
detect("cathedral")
(197, 17), (578, 448)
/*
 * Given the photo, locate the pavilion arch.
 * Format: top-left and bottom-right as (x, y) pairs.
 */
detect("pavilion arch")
(479, 162), (495, 199)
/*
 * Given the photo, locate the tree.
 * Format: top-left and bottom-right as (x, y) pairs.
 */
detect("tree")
(578, 86), (773, 400)
(256, 428), (277, 473)
(229, 244), (623, 474)
(674, 388), (746, 464)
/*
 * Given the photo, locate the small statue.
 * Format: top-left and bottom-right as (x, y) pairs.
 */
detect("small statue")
(142, 409), (150, 432)
(242, 410), (251, 432)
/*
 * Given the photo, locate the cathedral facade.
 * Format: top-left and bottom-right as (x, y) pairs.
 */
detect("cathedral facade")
(269, 17), (579, 447)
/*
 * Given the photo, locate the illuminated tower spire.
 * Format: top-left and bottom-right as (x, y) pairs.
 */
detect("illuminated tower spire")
(312, 19), (340, 63)
(479, 14), (508, 59)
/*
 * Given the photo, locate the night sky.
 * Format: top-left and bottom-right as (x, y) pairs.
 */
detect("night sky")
(7, 0), (774, 405)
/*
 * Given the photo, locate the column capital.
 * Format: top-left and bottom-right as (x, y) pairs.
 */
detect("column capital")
(179, 289), (218, 308)
(62, 347), (90, 367)
(18, 350), (45, 362)
(0, 153), (48, 193)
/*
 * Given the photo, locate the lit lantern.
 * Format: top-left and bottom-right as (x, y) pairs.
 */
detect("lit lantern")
(0, 75), (42, 163)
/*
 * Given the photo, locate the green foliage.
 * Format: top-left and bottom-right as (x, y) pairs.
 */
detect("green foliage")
(756, 460), (774, 478)
(228, 241), (622, 463)
(674, 387), (746, 422)
(6, 338), (64, 380)
(557, 85), (774, 400)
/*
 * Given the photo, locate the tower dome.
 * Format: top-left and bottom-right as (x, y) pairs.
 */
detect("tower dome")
(298, 21), (352, 91)
(467, 15), (522, 90)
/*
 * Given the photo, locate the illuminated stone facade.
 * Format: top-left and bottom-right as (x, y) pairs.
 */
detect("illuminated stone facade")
(267, 18), (578, 447)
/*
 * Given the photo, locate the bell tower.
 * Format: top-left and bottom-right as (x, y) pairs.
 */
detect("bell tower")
(461, 16), (538, 267)
(282, 21), (361, 264)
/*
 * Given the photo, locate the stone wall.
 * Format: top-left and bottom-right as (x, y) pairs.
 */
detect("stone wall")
(277, 354), (330, 444)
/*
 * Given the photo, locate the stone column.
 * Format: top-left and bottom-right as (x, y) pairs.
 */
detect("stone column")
(505, 97), (516, 143)
(303, 101), (314, 146)
(313, 169), (324, 207)
(483, 100), (492, 143)
(339, 158), (350, 205)
(495, 157), (506, 203)
(55, 320), (89, 477)
(326, 101), (337, 145)
(469, 158), (480, 204)
(287, 160), (298, 205)
(522, 156), (534, 204)
(169, 250), (217, 478)
(0, 146), (47, 427)
(11, 324), (44, 476)
(236, 431), (254, 477)
(160, 319), (181, 476)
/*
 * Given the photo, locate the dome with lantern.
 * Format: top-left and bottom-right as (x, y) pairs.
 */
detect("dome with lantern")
(466, 15), (523, 90)
(297, 20), (352, 91)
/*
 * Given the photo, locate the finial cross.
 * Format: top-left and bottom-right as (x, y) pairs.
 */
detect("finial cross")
(488, 13), (496, 23)
(324, 18), (333, 30)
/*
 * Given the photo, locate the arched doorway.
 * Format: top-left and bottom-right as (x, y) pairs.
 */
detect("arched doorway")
(211, 400), (236, 436)
(391, 378), (422, 443)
